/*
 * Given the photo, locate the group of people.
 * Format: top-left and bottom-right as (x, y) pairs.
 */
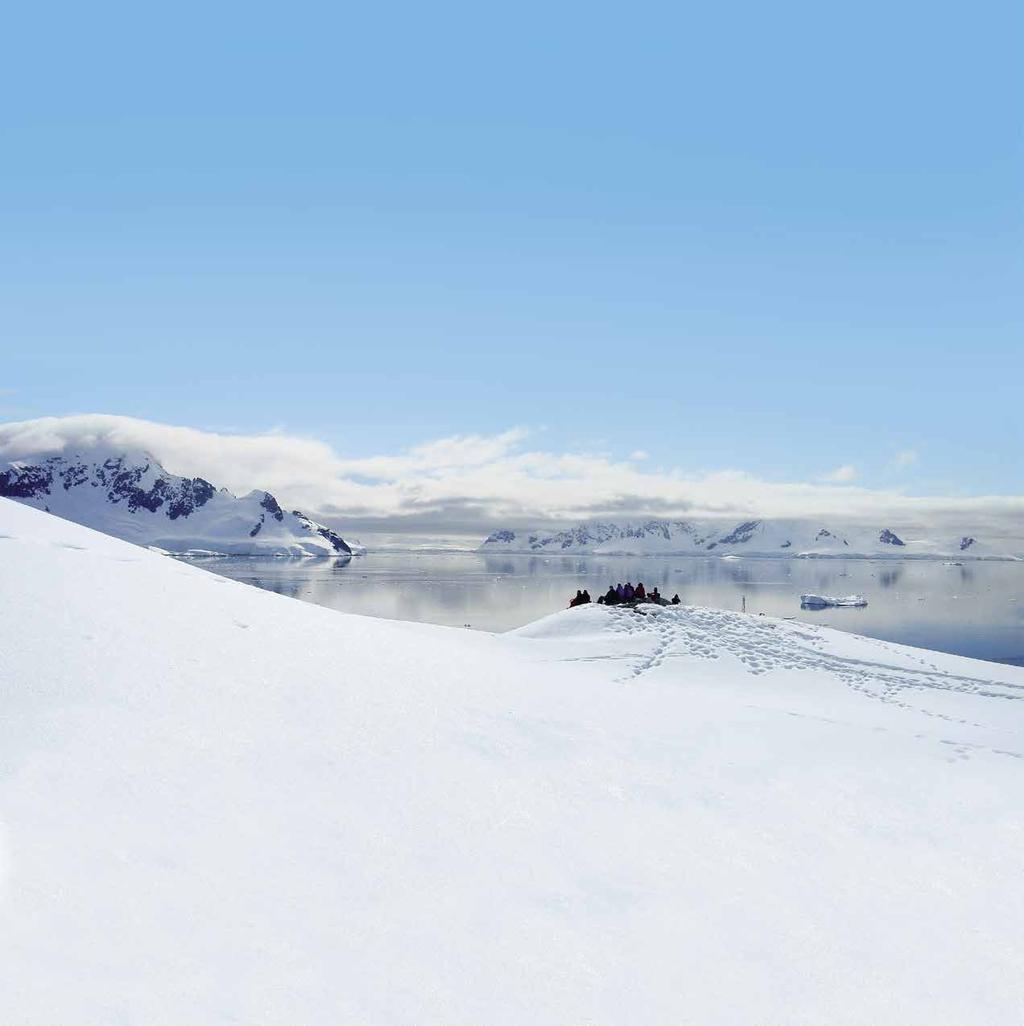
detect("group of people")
(568, 582), (681, 608)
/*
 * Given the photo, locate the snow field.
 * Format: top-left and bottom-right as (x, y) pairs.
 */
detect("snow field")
(1, 498), (1022, 1024)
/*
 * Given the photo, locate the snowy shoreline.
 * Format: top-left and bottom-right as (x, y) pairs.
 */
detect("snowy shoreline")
(477, 548), (1024, 561)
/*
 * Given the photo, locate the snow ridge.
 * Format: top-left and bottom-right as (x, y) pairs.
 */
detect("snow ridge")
(0, 449), (354, 556)
(481, 518), (1021, 559)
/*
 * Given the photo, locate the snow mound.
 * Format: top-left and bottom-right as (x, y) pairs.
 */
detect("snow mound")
(2, 498), (1023, 1024)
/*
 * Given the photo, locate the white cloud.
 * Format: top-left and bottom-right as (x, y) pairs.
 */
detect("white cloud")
(821, 464), (858, 483)
(891, 449), (919, 470)
(0, 414), (341, 498)
(1, 414), (1022, 537)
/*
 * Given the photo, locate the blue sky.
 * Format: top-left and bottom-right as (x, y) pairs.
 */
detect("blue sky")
(1, 0), (1021, 516)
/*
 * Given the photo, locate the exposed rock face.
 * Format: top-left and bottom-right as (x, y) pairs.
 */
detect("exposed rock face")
(879, 529), (905, 547)
(0, 455), (218, 519)
(0, 462), (50, 498)
(261, 492), (285, 521)
(718, 521), (761, 545)
(484, 529), (517, 545)
(292, 510), (351, 555)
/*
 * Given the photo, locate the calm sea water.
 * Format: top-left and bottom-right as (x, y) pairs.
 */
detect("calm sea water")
(180, 551), (1024, 666)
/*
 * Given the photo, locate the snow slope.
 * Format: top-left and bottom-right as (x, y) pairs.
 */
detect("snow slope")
(2, 497), (1023, 1025)
(0, 449), (353, 555)
(480, 518), (1022, 559)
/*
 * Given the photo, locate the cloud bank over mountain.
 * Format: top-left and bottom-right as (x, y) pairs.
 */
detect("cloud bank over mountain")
(2, 414), (1022, 538)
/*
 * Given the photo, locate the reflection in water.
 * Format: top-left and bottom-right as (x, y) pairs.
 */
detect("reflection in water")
(877, 568), (903, 589)
(180, 552), (1024, 666)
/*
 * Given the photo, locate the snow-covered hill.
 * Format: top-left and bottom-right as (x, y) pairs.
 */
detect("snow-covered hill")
(480, 518), (1021, 559)
(2, 497), (1023, 1024)
(0, 449), (354, 555)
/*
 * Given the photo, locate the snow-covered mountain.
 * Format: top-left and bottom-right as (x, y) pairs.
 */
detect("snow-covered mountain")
(0, 449), (354, 556)
(480, 518), (1020, 559)
(3, 498), (1023, 1023)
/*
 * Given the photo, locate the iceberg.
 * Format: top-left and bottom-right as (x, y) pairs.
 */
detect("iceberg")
(800, 593), (868, 608)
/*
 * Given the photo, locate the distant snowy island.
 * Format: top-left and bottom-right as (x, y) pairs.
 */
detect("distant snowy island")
(480, 519), (1022, 560)
(0, 449), (358, 556)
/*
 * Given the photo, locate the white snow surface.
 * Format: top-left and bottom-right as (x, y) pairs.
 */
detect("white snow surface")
(480, 519), (1022, 559)
(2, 498), (1023, 1024)
(0, 448), (354, 556)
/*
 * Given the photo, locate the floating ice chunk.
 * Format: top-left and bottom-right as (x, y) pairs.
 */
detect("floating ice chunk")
(800, 593), (868, 608)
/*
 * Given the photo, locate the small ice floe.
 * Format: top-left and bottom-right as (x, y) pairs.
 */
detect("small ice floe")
(800, 593), (868, 609)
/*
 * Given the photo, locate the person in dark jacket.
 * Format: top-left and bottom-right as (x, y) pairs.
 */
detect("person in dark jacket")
(581, 589), (591, 604)
(634, 582), (647, 601)
(568, 589), (585, 608)
(650, 586), (663, 604)
(615, 583), (625, 600)
(604, 586), (619, 605)
(623, 582), (635, 601)
(671, 593), (681, 605)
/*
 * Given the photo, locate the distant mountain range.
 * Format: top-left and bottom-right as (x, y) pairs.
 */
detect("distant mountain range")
(479, 520), (1022, 560)
(0, 450), (357, 556)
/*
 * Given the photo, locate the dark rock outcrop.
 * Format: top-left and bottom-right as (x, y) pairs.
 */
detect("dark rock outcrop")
(879, 529), (905, 547)
(292, 510), (352, 554)
(717, 521), (761, 546)
(484, 529), (516, 544)
(2, 455), (215, 519)
(261, 492), (285, 522)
